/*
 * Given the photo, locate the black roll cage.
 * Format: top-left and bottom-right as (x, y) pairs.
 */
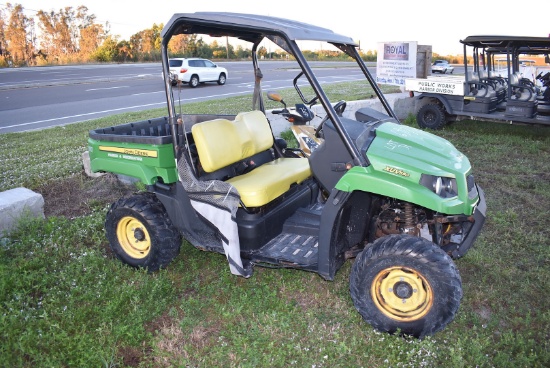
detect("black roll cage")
(159, 12), (398, 168)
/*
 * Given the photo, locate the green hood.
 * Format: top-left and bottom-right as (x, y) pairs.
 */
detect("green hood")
(368, 122), (471, 179)
(336, 122), (478, 215)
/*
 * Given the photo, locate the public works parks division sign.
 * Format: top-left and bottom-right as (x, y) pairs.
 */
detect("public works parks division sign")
(376, 41), (417, 86)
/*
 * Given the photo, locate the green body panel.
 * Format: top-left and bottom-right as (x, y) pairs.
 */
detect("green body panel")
(335, 122), (477, 215)
(87, 138), (178, 185)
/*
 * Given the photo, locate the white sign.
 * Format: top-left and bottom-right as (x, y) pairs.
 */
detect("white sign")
(376, 41), (417, 86)
(405, 78), (464, 96)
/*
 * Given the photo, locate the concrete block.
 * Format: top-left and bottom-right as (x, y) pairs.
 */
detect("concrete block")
(0, 188), (45, 235)
(82, 151), (105, 178)
(393, 95), (416, 120)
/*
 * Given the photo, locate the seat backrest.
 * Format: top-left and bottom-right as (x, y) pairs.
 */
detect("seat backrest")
(192, 111), (273, 173)
(467, 71), (480, 82)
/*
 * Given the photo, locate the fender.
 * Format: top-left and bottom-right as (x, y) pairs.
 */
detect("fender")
(418, 93), (454, 115)
(335, 122), (479, 216)
(335, 166), (476, 216)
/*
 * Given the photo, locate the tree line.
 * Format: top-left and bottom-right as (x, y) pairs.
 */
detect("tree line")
(0, 3), (379, 67)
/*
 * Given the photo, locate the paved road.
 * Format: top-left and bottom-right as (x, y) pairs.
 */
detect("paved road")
(0, 61), (367, 133)
(0, 61), (467, 133)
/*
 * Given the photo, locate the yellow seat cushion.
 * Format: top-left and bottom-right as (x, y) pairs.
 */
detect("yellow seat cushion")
(226, 158), (311, 207)
(191, 111), (274, 173)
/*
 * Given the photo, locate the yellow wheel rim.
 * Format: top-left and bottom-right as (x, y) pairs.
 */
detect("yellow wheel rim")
(371, 266), (433, 322)
(116, 216), (151, 259)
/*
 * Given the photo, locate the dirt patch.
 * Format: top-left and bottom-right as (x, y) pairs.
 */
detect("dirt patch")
(36, 171), (136, 218)
(118, 345), (147, 368)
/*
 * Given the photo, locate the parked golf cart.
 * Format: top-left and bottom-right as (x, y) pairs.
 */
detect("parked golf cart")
(406, 36), (550, 129)
(87, 12), (486, 337)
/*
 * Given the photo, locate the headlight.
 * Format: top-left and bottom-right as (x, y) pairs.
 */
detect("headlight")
(420, 174), (457, 198)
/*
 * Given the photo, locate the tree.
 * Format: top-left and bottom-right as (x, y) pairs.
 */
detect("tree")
(37, 7), (76, 61)
(211, 40), (234, 59)
(362, 49), (377, 62)
(79, 23), (106, 59)
(117, 40), (134, 62)
(195, 38), (213, 59)
(128, 23), (163, 61)
(257, 46), (267, 59)
(4, 3), (34, 66)
(184, 34), (198, 57)
(77, 7), (107, 60)
(235, 45), (251, 60)
(168, 34), (189, 56)
(37, 5), (102, 63)
(91, 35), (118, 62)
(0, 6), (8, 66)
(181, 34), (213, 58)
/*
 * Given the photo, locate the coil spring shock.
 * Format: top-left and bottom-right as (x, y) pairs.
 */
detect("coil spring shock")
(403, 202), (417, 235)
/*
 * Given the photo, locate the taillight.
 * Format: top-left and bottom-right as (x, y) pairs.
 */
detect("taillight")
(180, 68), (188, 73)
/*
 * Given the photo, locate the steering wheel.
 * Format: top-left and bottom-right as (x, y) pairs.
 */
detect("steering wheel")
(315, 100), (347, 138)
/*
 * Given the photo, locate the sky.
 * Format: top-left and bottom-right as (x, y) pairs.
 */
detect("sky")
(7, 0), (550, 56)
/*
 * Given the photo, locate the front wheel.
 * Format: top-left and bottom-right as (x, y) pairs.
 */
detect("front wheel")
(217, 73), (227, 85)
(105, 193), (181, 271)
(416, 103), (447, 129)
(350, 235), (462, 337)
(189, 75), (199, 88)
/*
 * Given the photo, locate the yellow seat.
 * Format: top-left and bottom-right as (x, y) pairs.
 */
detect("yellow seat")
(226, 158), (311, 207)
(192, 111), (311, 207)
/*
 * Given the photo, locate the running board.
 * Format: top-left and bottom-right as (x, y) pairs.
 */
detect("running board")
(253, 232), (319, 267)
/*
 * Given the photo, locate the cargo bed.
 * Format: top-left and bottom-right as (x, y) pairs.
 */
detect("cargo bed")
(87, 114), (235, 184)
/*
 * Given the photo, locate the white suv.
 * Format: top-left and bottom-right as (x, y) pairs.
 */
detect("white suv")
(168, 58), (228, 88)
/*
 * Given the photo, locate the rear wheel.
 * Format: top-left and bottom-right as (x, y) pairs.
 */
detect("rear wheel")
(350, 235), (462, 337)
(189, 75), (199, 88)
(105, 193), (181, 271)
(416, 103), (447, 129)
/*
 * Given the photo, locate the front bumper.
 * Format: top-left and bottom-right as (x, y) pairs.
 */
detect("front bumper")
(452, 185), (486, 258)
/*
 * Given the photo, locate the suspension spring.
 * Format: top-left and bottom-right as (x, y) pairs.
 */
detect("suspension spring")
(404, 202), (414, 228)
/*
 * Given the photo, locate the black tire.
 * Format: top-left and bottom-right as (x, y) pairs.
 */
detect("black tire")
(217, 73), (227, 85)
(416, 103), (447, 130)
(189, 75), (199, 88)
(350, 235), (462, 338)
(105, 193), (181, 271)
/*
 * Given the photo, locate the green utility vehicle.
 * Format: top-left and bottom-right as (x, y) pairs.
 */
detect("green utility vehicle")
(88, 12), (486, 337)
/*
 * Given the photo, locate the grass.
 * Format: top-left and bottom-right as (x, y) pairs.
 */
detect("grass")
(1, 84), (549, 367)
